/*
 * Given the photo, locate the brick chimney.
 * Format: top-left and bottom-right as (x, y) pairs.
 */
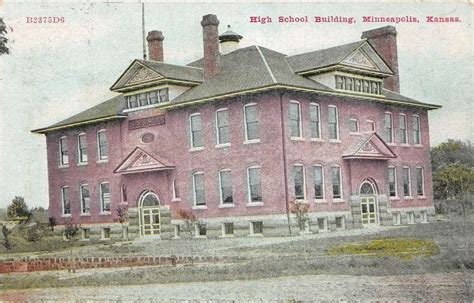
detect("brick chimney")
(201, 14), (220, 79)
(361, 26), (400, 93)
(146, 30), (164, 62)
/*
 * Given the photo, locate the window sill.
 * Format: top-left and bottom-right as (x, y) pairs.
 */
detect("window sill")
(61, 214), (71, 218)
(219, 234), (235, 238)
(244, 139), (260, 145)
(189, 147), (204, 152)
(333, 199), (345, 203)
(295, 199), (308, 204)
(418, 196), (427, 200)
(310, 138), (324, 142)
(99, 211), (111, 215)
(77, 162), (88, 167)
(387, 143), (396, 146)
(194, 235), (207, 239)
(403, 196), (414, 200)
(80, 213), (91, 217)
(400, 144), (410, 147)
(314, 199), (327, 203)
(192, 205), (207, 210)
(248, 233), (264, 237)
(350, 132), (362, 136)
(58, 165), (70, 169)
(246, 202), (264, 207)
(389, 197), (400, 201)
(171, 198), (181, 202)
(218, 203), (235, 208)
(329, 139), (341, 143)
(215, 143), (231, 149)
(96, 159), (108, 164)
(290, 137), (305, 141)
(414, 144), (423, 148)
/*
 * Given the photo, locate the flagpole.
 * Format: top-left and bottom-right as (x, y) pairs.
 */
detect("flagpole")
(142, 1), (147, 60)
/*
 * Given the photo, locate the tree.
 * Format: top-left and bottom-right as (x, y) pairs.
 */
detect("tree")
(63, 219), (80, 273)
(431, 140), (473, 172)
(115, 205), (132, 255)
(2, 225), (13, 257)
(0, 18), (9, 55)
(176, 208), (199, 265)
(48, 217), (57, 233)
(290, 200), (310, 234)
(7, 196), (30, 219)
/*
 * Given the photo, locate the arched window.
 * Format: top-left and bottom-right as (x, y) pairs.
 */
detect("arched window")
(140, 191), (160, 207)
(360, 182), (375, 195)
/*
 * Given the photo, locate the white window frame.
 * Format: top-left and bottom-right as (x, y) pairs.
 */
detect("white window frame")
(309, 103), (322, 140)
(388, 166), (399, 200)
(59, 136), (69, 167)
(243, 103), (260, 143)
(313, 165), (325, 202)
(215, 108), (231, 147)
(171, 179), (181, 202)
(218, 169), (234, 207)
(99, 182), (111, 213)
(392, 212), (401, 225)
(97, 129), (108, 161)
(249, 221), (263, 236)
(384, 112), (394, 144)
(195, 223), (207, 238)
(289, 100), (303, 139)
(367, 119), (376, 132)
(415, 166), (426, 198)
(189, 113), (204, 150)
(398, 113), (408, 145)
(349, 117), (360, 134)
(247, 166), (263, 205)
(81, 228), (90, 240)
(221, 222), (235, 237)
(77, 133), (88, 164)
(293, 164), (306, 201)
(61, 186), (71, 216)
(331, 165), (344, 201)
(101, 227), (111, 240)
(192, 172), (206, 208)
(402, 166), (412, 199)
(328, 105), (340, 142)
(413, 114), (422, 146)
(79, 183), (90, 215)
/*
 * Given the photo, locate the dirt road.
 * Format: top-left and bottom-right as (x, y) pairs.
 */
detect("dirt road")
(1, 272), (472, 302)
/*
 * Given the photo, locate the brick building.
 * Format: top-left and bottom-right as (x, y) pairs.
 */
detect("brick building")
(33, 14), (440, 240)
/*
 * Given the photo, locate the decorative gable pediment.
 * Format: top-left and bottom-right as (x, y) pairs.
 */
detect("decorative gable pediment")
(114, 147), (174, 174)
(342, 49), (377, 70)
(127, 66), (163, 85)
(343, 132), (396, 160)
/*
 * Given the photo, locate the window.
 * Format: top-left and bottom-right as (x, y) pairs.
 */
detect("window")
(349, 118), (359, 133)
(97, 130), (108, 160)
(317, 218), (328, 231)
(189, 113), (203, 149)
(354, 79), (362, 92)
(331, 166), (342, 199)
(416, 167), (424, 196)
(392, 212), (401, 225)
(251, 221), (263, 235)
(59, 137), (69, 166)
(244, 103), (259, 141)
(159, 88), (169, 102)
(335, 216), (345, 229)
(100, 182), (111, 212)
(289, 101), (301, 138)
(102, 227), (111, 239)
(402, 167), (411, 197)
(197, 223), (207, 236)
(126, 88), (169, 109)
(216, 109), (230, 145)
(128, 95), (138, 108)
(314, 165), (324, 200)
(138, 93), (148, 107)
(388, 167), (397, 197)
(335, 76), (344, 89)
(293, 165), (305, 200)
(420, 210), (428, 223)
(219, 170), (233, 204)
(345, 77), (353, 90)
(172, 179), (179, 201)
(413, 115), (421, 145)
(61, 186), (70, 215)
(223, 223), (234, 236)
(367, 120), (376, 132)
(407, 212), (415, 224)
(384, 113), (393, 143)
(399, 114), (407, 144)
(148, 91), (159, 104)
(328, 106), (339, 140)
(192, 172), (206, 206)
(309, 103), (321, 139)
(363, 80), (370, 93)
(121, 184), (127, 202)
(247, 167), (262, 203)
(77, 134), (88, 163)
(82, 228), (90, 240)
(80, 184), (90, 214)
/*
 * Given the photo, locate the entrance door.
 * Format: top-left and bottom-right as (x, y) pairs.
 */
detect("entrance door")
(359, 181), (378, 226)
(139, 191), (161, 236)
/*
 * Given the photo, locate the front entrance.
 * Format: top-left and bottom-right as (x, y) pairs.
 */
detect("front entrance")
(360, 181), (378, 226)
(138, 191), (161, 236)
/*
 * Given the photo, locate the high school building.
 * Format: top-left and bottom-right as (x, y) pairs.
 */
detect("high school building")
(33, 14), (440, 240)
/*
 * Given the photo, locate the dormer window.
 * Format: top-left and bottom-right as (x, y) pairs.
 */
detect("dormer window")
(363, 80), (370, 93)
(354, 79), (361, 92)
(126, 88), (170, 109)
(336, 76), (344, 89)
(335, 75), (381, 95)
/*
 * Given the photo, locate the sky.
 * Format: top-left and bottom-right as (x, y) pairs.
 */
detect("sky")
(0, 1), (472, 209)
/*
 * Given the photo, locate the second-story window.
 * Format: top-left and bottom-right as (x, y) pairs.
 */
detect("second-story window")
(77, 133), (88, 164)
(128, 95), (138, 108)
(244, 104), (259, 141)
(349, 118), (359, 134)
(399, 114), (408, 144)
(328, 106), (339, 140)
(384, 113), (393, 143)
(97, 130), (108, 161)
(289, 101), (301, 138)
(367, 120), (376, 132)
(59, 137), (69, 166)
(80, 184), (90, 214)
(293, 165), (305, 200)
(413, 115), (421, 145)
(100, 182), (111, 212)
(189, 113), (203, 149)
(192, 172), (206, 206)
(216, 109), (230, 145)
(309, 103), (321, 139)
(139, 93), (148, 107)
(219, 170), (233, 204)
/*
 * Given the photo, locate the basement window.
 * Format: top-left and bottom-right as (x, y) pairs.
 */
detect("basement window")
(223, 223), (234, 236)
(81, 228), (90, 240)
(196, 223), (207, 237)
(317, 217), (328, 231)
(102, 227), (111, 239)
(335, 216), (345, 229)
(251, 221), (263, 235)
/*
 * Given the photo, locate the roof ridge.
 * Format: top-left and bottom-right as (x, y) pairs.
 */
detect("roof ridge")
(139, 59), (203, 70)
(256, 45), (277, 84)
(288, 40), (365, 59)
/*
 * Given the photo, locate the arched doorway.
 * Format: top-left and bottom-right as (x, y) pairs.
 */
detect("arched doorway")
(359, 180), (378, 226)
(138, 190), (161, 236)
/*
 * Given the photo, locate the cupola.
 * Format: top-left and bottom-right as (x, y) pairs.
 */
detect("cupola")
(219, 25), (243, 55)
